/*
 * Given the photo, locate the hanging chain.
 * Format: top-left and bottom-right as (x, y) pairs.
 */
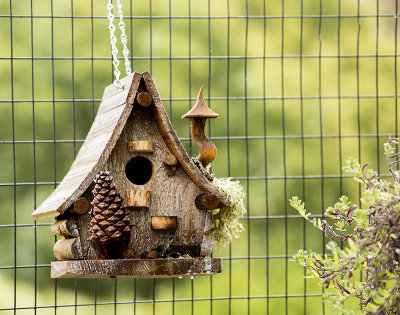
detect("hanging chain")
(116, 1), (131, 77)
(107, 0), (131, 89)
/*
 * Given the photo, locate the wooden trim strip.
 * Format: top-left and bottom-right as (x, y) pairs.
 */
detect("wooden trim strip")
(151, 216), (177, 229)
(127, 140), (154, 153)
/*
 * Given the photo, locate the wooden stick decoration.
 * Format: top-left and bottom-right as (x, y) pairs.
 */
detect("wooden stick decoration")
(51, 218), (78, 238)
(53, 238), (82, 260)
(73, 197), (90, 215)
(195, 193), (221, 210)
(182, 86), (219, 168)
(136, 92), (152, 107)
(163, 153), (178, 175)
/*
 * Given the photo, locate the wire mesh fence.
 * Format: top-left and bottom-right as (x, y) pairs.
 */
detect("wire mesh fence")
(0, 0), (398, 314)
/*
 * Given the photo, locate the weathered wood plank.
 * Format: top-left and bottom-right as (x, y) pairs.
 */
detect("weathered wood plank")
(96, 91), (129, 116)
(51, 258), (222, 278)
(31, 72), (142, 220)
(125, 190), (151, 207)
(127, 140), (154, 153)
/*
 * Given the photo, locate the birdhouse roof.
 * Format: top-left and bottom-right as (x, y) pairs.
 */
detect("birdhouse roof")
(182, 86), (219, 119)
(32, 71), (229, 220)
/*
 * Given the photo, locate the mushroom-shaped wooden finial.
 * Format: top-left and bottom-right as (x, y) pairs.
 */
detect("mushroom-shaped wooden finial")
(182, 86), (219, 167)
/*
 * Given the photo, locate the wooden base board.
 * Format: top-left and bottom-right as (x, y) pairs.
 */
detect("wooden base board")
(51, 258), (222, 279)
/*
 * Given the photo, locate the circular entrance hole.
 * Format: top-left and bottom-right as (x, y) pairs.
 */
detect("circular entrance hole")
(125, 156), (153, 185)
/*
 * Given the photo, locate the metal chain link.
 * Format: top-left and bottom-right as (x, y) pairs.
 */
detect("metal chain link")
(116, 0), (131, 77)
(107, 0), (131, 89)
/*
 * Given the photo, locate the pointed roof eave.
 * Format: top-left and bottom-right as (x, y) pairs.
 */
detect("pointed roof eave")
(142, 71), (230, 208)
(32, 72), (142, 220)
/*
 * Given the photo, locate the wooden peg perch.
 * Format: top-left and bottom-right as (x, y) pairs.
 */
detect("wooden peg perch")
(163, 153), (177, 166)
(163, 153), (178, 175)
(195, 193), (221, 210)
(136, 92), (152, 107)
(73, 197), (90, 215)
(182, 86), (219, 168)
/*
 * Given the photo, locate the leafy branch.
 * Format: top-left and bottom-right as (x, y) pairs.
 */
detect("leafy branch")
(291, 138), (400, 314)
(289, 196), (360, 241)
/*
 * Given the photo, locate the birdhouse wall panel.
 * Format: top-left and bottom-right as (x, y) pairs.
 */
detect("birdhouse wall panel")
(129, 208), (153, 258)
(76, 212), (102, 260)
(105, 104), (211, 256)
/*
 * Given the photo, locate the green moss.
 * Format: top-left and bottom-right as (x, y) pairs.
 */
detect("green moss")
(203, 172), (247, 247)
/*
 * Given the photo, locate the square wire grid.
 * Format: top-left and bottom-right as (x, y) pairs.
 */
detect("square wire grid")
(0, 0), (399, 314)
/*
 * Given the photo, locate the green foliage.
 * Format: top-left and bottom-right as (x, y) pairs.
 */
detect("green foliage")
(291, 138), (400, 314)
(205, 175), (246, 247)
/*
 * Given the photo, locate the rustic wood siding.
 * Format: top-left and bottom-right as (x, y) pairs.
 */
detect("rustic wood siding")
(105, 104), (211, 256)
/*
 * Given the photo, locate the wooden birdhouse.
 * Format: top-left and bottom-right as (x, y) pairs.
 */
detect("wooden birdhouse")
(32, 71), (230, 279)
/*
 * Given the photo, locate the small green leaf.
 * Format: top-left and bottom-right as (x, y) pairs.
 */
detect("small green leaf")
(333, 253), (339, 264)
(348, 238), (356, 251)
(365, 304), (379, 312)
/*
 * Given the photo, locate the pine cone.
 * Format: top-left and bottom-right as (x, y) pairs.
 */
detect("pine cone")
(88, 171), (132, 258)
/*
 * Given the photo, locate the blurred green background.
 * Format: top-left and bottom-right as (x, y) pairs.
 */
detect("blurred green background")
(0, 0), (399, 314)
